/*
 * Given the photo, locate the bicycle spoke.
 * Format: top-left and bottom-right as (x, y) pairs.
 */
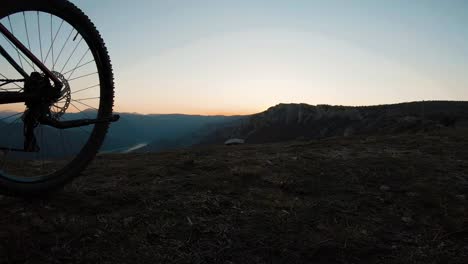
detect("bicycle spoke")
(72, 100), (99, 112)
(71, 83), (99, 95)
(0, 9), (110, 181)
(70, 101), (92, 118)
(58, 96), (99, 106)
(37, 11), (44, 63)
(62, 58), (94, 76)
(23, 12), (36, 71)
(1, 34), (38, 71)
(44, 17), (64, 66)
(0, 73), (22, 89)
(60, 38), (84, 74)
(7, 16), (24, 70)
(70, 97), (100, 102)
(0, 78), (24, 89)
(50, 15), (54, 69)
(53, 28), (74, 70)
(68, 72), (98, 82)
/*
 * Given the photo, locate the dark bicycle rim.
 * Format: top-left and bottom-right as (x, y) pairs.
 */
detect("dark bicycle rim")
(0, 4), (109, 183)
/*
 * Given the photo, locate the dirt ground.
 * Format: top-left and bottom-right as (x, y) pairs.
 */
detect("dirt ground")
(0, 131), (467, 263)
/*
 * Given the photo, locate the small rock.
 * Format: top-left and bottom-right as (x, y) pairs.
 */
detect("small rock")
(380, 185), (391, 192)
(456, 194), (466, 201)
(186, 216), (193, 226)
(20, 212), (32, 218)
(97, 215), (108, 224)
(123, 217), (135, 226)
(225, 138), (245, 145)
(401, 216), (413, 223)
(94, 229), (104, 238)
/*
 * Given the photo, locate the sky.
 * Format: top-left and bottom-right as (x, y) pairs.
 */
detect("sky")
(4, 0), (468, 115)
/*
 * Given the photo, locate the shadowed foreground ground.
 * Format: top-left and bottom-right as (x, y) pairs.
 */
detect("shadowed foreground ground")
(0, 131), (467, 263)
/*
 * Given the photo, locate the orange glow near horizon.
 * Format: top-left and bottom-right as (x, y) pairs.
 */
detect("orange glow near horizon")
(0, 103), (262, 116)
(2, 1), (468, 117)
(0, 92), (265, 116)
(113, 102), (263, 116)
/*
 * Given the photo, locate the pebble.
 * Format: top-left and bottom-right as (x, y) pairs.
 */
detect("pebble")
(401, 216), (413, 223)
(380, 185), (390, 192)
(123, 216), (135, 226)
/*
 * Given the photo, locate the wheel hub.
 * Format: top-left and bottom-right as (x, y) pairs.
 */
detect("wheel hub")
(24, 71), (71, 120)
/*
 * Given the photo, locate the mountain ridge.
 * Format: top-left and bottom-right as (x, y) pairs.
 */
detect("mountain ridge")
(197, 100), (468, 144)
(1, 100), (467, 154)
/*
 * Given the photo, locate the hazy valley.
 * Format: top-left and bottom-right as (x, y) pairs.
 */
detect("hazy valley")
(3, 101), (467, 156)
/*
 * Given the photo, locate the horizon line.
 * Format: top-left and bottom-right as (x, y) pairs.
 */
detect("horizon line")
(1, 99), (466, 116)
(115, 99), (468, 116)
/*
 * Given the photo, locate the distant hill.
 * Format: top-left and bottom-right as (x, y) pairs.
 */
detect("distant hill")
(1, 101), (467, 156)
(135, 114), (243, 152)
(0, 110), (241, 156)
(103, 113), (241, 152)
(198, 101), (468, 144)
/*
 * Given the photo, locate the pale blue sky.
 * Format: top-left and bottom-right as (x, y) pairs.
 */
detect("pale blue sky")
(70, 0), (468, 114)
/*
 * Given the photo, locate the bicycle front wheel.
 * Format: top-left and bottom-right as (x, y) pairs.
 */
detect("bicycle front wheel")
(0, 0), (115, 196)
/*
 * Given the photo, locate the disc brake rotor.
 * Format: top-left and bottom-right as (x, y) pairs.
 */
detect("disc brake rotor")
(50, 71), (71, 119)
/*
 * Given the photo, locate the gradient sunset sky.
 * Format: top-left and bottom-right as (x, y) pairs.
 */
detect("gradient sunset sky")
(71, 0), (467, 115)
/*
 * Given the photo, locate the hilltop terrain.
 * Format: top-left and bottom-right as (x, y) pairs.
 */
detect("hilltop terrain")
(200, 101), (468, 144)
(0, 129), (467, 263)
(1, 101), (467, 155)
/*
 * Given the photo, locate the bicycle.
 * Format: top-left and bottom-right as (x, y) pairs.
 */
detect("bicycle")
(0, 0), (119, 196)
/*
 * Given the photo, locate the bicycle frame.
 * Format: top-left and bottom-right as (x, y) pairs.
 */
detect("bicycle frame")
(0, 22), (62, 105)
(0, 20), (119, 133)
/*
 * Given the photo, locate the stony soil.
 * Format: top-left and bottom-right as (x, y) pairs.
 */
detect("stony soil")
(0, 131), (467, 263)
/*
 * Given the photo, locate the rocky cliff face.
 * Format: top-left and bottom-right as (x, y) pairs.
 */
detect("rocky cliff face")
(200, 101), (468, 144)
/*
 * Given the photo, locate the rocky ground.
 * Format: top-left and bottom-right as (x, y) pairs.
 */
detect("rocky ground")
(0, 130), (467, 263)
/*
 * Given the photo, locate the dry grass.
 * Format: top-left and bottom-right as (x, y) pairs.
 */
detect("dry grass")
(0, 131), (467, 263)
